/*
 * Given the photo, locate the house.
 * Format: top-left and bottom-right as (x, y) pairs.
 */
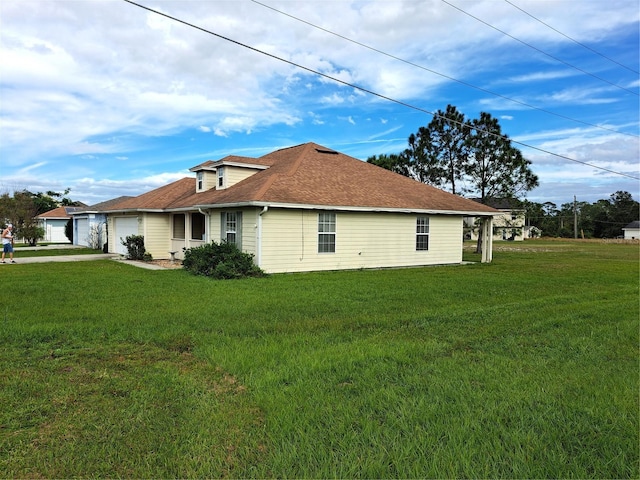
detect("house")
(71, 196), (133, 249)
(36, 206), (85, 243)
(464, 198), (526, 241)
(101, 143), (499, 273)
(622, 220), (640, 240)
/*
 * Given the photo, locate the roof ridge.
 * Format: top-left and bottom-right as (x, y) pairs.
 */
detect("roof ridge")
(254, 173), (279, 200)
(285, 143), (313, 176)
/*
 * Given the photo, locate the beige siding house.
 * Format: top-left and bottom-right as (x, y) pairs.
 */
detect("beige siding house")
(102, 143), (498, 273)
(464, 199), (527, 242)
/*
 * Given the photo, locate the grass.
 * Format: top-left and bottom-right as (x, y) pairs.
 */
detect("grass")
(0, 240), (637, 478)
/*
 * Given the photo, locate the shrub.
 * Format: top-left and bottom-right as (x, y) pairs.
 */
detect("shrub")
(182, 241), (265, 279)
(65, 219), (73, 243)
(121, 235), (149, 261)
(21, 225), (45, 246)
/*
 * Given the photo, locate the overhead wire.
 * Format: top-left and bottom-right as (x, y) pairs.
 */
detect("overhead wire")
(441, 0), (639, 97)
(121, 0), (640, 181)
(504, 0), (640, 75)
(251, 0), (638, 139)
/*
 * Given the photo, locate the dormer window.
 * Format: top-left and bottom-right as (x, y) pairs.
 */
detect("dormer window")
(218, 167), (225, 188)
(196, 171), (204, 191)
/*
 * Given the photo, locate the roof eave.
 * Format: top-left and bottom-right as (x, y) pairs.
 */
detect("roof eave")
(192, 201), (499, 216)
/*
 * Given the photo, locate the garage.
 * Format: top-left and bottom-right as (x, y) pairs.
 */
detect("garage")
(75, 218), (89, 247)
(113, 217), (139, 255)
(44, 221), (69, 243)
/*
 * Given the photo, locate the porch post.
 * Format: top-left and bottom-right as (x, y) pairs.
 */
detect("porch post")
(481, 216), (494, 263)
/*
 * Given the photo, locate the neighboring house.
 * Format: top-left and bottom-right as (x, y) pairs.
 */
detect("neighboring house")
(523, 225), (542, 239)
(72, 196), (133, 249)
(101, 143), (499, 273)
(464, 198), (526, 242)
(622, 220), (640, 240)
(36, 206), (86, 243)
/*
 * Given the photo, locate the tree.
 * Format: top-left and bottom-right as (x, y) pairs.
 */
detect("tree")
(379, 106), (539, 203)
(415, 105), (469, 194)
(465, 112), (539, 202)
(366, 153), (407, 175)
(65, 218), (74, 243)
(592, 191), (639, 238)
(393, 105), (470, 192)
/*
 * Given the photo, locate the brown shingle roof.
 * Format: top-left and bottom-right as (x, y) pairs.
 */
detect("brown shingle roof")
(37, 206), (85, 219)
(103, 178), (195, 211)
(108, 143), (498, 214)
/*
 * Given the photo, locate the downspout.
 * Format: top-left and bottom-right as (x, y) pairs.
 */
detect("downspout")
(257, 206), (268, 267)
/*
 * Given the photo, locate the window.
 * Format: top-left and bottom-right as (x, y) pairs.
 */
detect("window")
(416, 216), (429, 251)
(217, 167), (224, 188)
(221, 211), (242, 246)
(318, 212), (336, 253)
(173, 214), (185, 239)
(191, 212), (205, 240)
(196, 171), (203, 190)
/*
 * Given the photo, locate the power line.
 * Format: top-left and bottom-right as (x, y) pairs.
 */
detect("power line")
(251, 0), (638, 140)
(122, 0), (640, 182)
(504, 0), (639, 75)
(442, 0), (639, 97)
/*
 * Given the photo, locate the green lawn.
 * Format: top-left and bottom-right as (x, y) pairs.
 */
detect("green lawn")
(0, 240), (637, 478)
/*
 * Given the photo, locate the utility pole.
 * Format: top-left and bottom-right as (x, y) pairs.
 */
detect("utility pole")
(573, 195), (578, 239)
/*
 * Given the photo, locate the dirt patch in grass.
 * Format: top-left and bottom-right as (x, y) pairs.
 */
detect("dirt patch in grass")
(149, 259), (183, 269)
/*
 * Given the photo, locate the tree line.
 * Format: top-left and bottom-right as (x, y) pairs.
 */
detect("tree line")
(523, 191), (638, 239)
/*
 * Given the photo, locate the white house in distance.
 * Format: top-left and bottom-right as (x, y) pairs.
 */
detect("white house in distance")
(36, 206), (85, 243)
(622, 220), (640, 240)
(99, 143), (499, 273)
(464, 198), (528, 242)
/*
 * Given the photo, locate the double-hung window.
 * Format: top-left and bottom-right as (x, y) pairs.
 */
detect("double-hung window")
(318, 212), (336, 253)
(221, 211), (242, 247)
(416, 216), (429, 251)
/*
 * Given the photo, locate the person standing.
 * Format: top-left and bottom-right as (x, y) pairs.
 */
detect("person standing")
(1, 224), (16, 263)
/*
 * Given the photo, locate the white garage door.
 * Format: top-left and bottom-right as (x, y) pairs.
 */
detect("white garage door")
(114, 217), (139, 255)
(76, 218), (89, 246)
(47, 223), (68, 243)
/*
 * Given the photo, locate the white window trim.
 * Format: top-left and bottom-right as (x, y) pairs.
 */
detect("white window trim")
(416, 216), (429, 251)
(318, 212), (336, 254)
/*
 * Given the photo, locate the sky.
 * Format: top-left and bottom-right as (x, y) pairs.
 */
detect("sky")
(1, 0), (638, 208)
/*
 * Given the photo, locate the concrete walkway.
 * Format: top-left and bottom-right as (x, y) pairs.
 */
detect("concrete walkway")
(4, 244), (167, 270)
(3, 253), (118, 264)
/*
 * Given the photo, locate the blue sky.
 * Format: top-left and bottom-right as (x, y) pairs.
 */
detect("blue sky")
(1, 0), (638, 207)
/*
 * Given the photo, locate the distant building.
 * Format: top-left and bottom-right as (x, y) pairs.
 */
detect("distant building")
(622, 220), (640, 240)
(36, 206), (85, 243)
(464, 198), (526, 242)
